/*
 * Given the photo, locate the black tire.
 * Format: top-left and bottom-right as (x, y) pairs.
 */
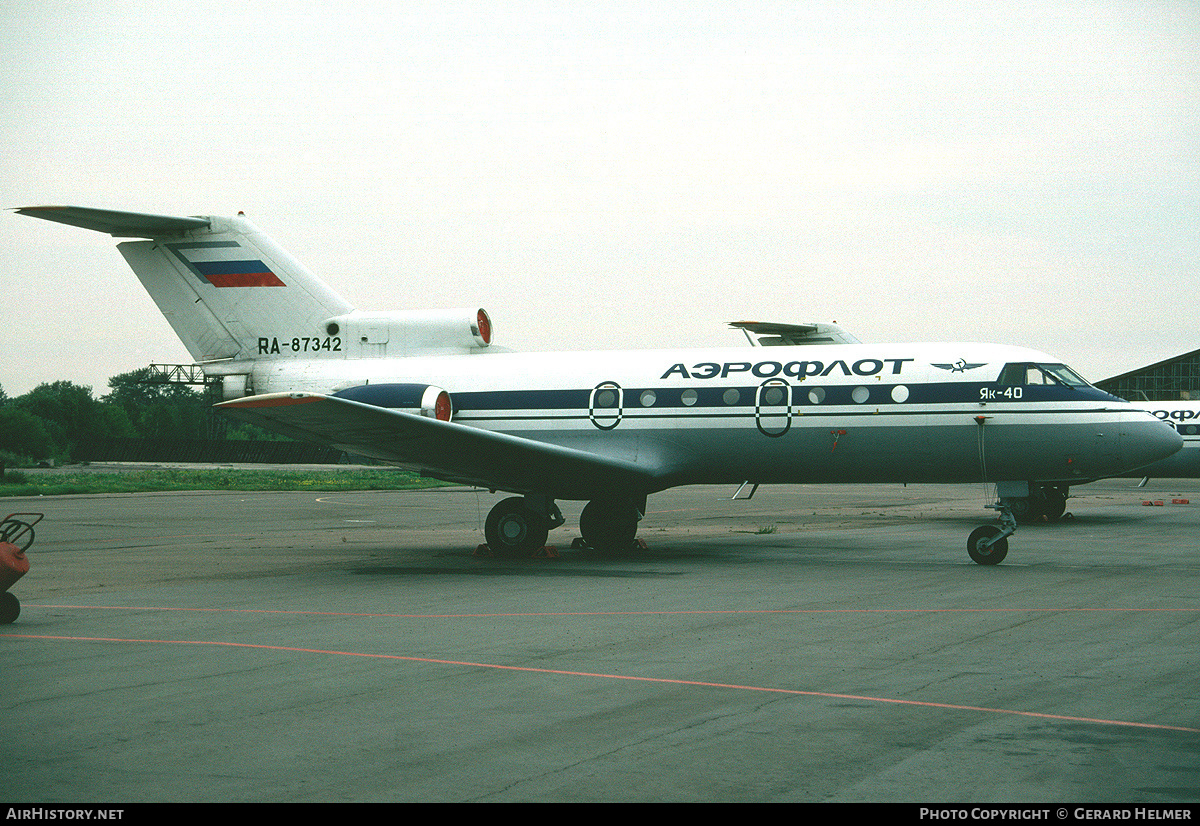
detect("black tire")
(0, 591), (19, 624)
(579, 499), (639, 553)
(968, 525), (1009, 565)
(484, 497), (548, 558)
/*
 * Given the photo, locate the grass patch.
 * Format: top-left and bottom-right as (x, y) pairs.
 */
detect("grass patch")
(0, 467), (449, 497)
(733, 524), (780, 535)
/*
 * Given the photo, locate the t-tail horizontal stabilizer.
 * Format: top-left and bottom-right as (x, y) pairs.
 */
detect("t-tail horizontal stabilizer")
(16, 205), (353, 364)
(14, 206), (212, 237)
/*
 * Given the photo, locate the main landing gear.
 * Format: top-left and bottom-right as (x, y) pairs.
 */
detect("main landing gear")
(484, 496), (562, 558)
(967, 500), (1017, 565)
(578, 498), (641, 553)
(482, 495), (643, 558)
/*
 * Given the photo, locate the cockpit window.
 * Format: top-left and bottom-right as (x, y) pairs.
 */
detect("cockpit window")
(997, 362), (1090, 387)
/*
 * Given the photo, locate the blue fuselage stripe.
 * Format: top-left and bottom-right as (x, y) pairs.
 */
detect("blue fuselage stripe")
(449, 383), (1118, 412)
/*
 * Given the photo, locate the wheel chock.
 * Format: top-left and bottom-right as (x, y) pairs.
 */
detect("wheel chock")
(569, 537), (648, 551)
(472, 543), (560, 559)
(1173, 499), (1190, 505)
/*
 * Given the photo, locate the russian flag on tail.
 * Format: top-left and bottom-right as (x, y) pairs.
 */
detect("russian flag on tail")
(166, 240), (286, 288)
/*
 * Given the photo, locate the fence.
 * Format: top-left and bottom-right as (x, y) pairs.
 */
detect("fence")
(76, 438), (348, 464)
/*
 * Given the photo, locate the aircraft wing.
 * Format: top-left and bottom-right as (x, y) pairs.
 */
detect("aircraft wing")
(217, 393), (657, 499)
(729, 321), (861, 346)
(14, 206), (211, 237)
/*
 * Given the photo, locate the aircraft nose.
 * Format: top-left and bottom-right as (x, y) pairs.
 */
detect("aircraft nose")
(1121, 412), (1183, 471)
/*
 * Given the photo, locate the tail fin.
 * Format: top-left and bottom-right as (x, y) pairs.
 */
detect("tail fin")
(16, 206), (353, 363)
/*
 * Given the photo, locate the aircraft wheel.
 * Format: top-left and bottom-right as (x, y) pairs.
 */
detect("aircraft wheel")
(484, 497), (548, 558)
(579, 499), (639, 553)
(967, 526), (1008, 565)
(0, 591), (19, 625)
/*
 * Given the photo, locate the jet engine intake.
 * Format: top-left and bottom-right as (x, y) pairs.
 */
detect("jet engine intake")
(322, 308), (492, 356)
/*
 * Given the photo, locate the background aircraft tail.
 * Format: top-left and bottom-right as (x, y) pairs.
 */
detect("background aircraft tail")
(17, 206), (354, 364)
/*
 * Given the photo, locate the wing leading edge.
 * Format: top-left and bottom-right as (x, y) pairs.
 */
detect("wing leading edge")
(217, 393), (657, 500)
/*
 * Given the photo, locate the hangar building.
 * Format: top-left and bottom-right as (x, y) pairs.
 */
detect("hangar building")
(1096, 348), (1200, 401)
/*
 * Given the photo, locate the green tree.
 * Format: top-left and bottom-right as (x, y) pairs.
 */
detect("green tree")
(12, 381), (108, 460)
(0, 405), (54, 462)
(103, 368), (209, 440)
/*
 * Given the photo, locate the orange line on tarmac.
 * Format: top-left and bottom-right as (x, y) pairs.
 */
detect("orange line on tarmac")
(3, 631), (1198, 735)
(18, 604), (1200, 619)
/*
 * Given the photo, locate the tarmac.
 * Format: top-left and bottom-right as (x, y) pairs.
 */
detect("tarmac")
(2, 477), (1198, 804)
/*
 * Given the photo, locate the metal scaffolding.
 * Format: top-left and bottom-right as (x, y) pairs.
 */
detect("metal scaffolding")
(147, 363), (209, 385)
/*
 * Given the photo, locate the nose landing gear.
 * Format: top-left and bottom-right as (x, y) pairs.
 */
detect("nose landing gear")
(968, 501), (1016, 565)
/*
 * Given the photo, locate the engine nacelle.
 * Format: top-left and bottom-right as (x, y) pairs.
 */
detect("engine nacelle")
(221, 374), (250, 401)
(332, 384), (453, 422)
(322, 308), (492, 357)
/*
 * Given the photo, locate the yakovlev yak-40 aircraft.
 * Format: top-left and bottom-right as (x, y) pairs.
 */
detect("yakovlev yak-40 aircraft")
(748, 323), (1200, 523)
(973, 398), (1200, 523)
(18, 206), (1183, 565)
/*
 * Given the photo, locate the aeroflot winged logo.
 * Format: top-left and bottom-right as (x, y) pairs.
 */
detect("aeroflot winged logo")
(932, 359), (987, 373)
(166, 241), (286, 288)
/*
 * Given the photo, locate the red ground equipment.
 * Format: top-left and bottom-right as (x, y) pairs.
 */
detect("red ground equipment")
(1, 513), (41, 624)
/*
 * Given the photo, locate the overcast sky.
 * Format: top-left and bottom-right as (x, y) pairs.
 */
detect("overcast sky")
(2, 1), (1197, 397)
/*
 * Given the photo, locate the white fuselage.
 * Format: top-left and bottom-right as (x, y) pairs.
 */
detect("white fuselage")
(209, 340), (1182, 495)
